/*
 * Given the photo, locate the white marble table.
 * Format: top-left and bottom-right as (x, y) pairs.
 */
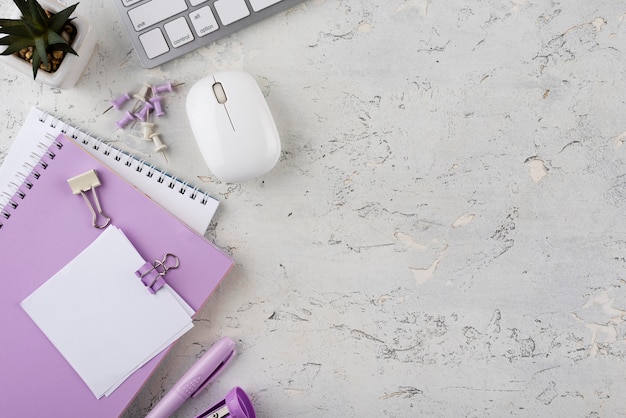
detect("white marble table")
(1, 0), (626, 416)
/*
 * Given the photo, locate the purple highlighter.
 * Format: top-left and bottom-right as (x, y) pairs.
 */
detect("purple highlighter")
(146, 337), (237, 418)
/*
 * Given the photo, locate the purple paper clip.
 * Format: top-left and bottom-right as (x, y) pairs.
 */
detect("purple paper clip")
(135, 253), (180, 294)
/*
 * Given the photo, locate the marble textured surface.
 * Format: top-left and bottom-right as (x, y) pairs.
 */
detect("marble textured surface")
(1, 0), (626, 416)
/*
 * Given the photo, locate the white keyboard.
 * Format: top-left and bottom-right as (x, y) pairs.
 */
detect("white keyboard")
(112, 0), (307, 68)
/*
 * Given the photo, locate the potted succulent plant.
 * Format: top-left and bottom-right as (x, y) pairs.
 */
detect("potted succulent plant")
(0, 0), (96, 89)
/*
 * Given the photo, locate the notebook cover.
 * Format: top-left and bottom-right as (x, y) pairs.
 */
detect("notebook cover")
(0, 135), (233, 417)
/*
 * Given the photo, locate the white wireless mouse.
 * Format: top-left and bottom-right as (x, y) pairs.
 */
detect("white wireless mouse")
(186, 71), (281, 183)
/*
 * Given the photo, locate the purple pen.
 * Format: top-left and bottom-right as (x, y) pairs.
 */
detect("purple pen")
(146, 336), (236, 418)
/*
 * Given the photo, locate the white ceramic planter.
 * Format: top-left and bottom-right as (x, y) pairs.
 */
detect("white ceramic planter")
(1, 1), (96, 89)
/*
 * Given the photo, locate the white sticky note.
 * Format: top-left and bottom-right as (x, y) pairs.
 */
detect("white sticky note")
(21, 226), (193, 398)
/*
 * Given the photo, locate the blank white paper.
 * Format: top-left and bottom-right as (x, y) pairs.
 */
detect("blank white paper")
(21, 226), (194, 399)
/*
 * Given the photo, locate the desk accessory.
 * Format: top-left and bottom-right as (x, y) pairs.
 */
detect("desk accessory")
(136, 252), (182, 294)
(0, 0), (78, 79)
(0, 0), (97, 89)
(21, 226), (195, 399)
(67, 169), (112, 228)
(107, 80), (184, 163)
(187, 71), (281, 183)
(0, 107), (218, 235)
(0, 133), (233, 416)
(111, 0), (307, 68)
(196, 387), (256, 418)
(146, 336), (236, 418)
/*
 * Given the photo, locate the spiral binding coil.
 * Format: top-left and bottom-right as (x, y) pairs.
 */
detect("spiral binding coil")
(1, 111), (214, 230)
(0, 139), (62, 230)
(43, 111), (211, 206)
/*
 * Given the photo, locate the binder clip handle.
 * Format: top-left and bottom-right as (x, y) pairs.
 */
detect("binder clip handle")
(67, 169), (111, 229)
(135, 253), (180, 294)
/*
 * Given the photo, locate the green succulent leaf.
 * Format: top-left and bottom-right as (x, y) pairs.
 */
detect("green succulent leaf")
(0, 24), (32, 37)
(12, 0), (32, 21)
(0, 18), (25, 27)
(49, 42), (77, 56)
(28, 0), (48, 28)
(0, 18), (29, 37)
(20, 19), (42, 36)
(4, 0), (80, 79)
(49, 4), (78, 33)
(0, 35), (15, 45)
(46, 30), (66, 45)
(34, 36), (47, 66)
(0, 37), (33, 54)
(31, 50), (41, 78)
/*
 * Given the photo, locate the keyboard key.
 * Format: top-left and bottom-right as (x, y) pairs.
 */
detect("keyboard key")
(249, 0), (283, 12)
(139, 28), (169, 59)
(112, 0), (307, 68)
(122, 0), (142, 6)
(214, 0), (250, 26)
(190, 7), (219, 37)
(164, 17), (194, 48)
(127, 0), (188, 31)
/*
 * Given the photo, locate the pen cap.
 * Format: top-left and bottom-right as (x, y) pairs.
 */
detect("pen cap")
(196, 387), (256, 418)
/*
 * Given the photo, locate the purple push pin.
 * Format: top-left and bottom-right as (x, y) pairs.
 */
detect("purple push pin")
(134, 101), (154, 122)
(102, 92), (131, 114)
(152, 80), (184, 94)
(149, 95), (165, 117)
(116, 111), (135, 129)
(111, 92), (131, 110)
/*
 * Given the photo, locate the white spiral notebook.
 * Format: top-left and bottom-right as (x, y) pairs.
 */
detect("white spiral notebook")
(0, 107), (218, 234)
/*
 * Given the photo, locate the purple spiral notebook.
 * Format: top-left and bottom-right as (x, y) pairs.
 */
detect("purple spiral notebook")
(0, 134), (233, 417)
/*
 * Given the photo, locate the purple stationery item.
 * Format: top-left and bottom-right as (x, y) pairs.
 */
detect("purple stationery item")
(196, 387), (256, 418)
(136, 253), (181, 294)
(21, 226), (195, 399)
(0, 134), (233, 417)
(146, 336), (236, 418)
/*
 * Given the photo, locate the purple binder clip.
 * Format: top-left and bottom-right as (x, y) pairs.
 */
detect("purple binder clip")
(196, 387), (256, 418)
(135, 253), (179, 294)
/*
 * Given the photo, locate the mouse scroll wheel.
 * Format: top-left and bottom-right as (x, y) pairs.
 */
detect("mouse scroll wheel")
(212, 82), (227, 104)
